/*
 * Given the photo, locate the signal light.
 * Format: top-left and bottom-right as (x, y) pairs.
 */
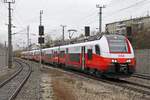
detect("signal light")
(39, 25), (44, 35)
(38, 37), (44, 44)
(85, 26), (90, 37)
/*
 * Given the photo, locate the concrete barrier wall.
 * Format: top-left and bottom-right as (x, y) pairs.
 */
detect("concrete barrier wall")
(135, 49), (150, 75)
(0, 48), (7, 67)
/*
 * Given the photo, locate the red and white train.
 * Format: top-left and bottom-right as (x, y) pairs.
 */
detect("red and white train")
(21, 35), (136, 78)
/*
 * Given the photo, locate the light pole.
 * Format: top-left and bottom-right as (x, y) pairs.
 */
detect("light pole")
(60, 25), (67, 42)
(4, 0), (15, 68)
(96, 4), (105, 34)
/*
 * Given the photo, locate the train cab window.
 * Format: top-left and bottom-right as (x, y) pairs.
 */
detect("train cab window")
(106, 35), (128, 53)
(87, 49), (92, 60)
(95, 45), (100, 55)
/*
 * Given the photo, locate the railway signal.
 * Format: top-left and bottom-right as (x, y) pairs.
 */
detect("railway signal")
(39, 25), (44, 36)
(38, 10), (44, 69)
(38, 37), (45, 44)
(38, 10), (45, 44)
(85, 26), (90, 37)
(38, 25), (45, 44)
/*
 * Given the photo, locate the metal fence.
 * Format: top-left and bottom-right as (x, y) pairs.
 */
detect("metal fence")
(135, 49), (150, 75)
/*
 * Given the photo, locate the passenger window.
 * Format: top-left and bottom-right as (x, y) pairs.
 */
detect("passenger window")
(66, 48), (68, 54)
(95, 45), (100, 55)
(60, 51), (65, 57)
(87, 49), (92, 60)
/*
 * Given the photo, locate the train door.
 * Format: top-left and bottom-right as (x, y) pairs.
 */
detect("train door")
(58, 47), (60, 64)
(81, 46), (85, 70)
(66, 48), (69, 66)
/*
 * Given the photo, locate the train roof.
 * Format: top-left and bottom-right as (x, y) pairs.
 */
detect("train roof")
(55, 35), (125, 49)
(25, 34), (126, 52)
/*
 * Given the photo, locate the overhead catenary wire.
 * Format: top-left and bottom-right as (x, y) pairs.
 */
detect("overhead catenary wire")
(104, 0), (149, 17)
(1, 2), (25, 30)
(78, 0), (149, 26)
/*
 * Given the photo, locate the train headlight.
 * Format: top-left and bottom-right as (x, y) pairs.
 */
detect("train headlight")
(126, 59), (131, 63)
(112, 59), (115, 63)
(112, 59), (117, 63)
(114, 60), (117, 63)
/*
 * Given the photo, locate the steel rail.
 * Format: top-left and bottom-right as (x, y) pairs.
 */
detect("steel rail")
(9, 59), (32, 100)
(132, 74), (150, 80)
(0, 59), (32, 100)
(0, 60), (23, 88)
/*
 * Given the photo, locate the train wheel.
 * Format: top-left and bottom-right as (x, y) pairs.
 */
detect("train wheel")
(89, 68), (95, 75)
(83, 68), (89, 74)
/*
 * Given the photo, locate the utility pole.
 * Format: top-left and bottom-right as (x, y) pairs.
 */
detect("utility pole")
(60, 25), (67, 42)
(5, 41), (7, 67)
(40, 10), (43, 68)
(96, 4), (105, 34)
(4, 0), (15, 69)
(27, 26), (30, 60)
(38, 10), (44, 100)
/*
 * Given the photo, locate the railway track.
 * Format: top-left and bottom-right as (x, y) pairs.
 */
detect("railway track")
(117, 79), (150, 95)
(44, 65), (150, 99)
(132, 74), (150, 80)
(0, 59), (32, 100)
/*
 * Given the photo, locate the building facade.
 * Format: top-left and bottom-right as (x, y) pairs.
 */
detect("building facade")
(106, 16), (150, 35)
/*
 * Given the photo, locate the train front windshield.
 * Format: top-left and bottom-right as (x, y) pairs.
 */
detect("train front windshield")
(106, 35), (128, 53)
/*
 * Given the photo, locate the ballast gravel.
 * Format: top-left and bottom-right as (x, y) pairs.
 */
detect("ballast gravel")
(41, 65), (150, 100)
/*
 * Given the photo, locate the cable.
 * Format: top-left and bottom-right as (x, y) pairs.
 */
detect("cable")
(104, 0), (149, 17)
(81, 0), (150, 28)
(78, 10), (97, 23)
(117, 0), (148, 12)
(13, 0), (23, 11)
(102, 0), (150, 23)
(0, 2), (24, 29)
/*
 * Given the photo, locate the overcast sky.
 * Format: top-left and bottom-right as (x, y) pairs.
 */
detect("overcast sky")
(0, 0), (150, 49)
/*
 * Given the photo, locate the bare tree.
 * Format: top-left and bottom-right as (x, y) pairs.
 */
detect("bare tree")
(44, 34), (53, 48)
